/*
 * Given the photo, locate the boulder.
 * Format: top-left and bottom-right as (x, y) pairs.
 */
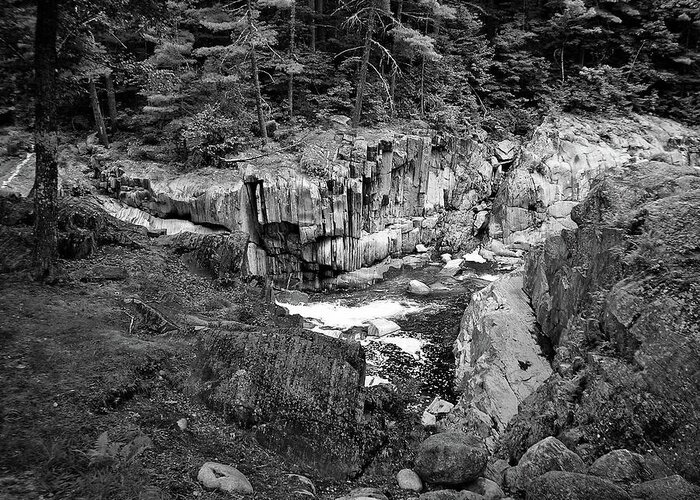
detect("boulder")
(416, 244), (429, 253)
(466, 477), (504, 500)
(526, 471), (630, 500)
(588, 449), (653, 485)
(397, 469), (423, 492)
(510, 437), (585, 493)
(189, 328), (365, 476)
(441, 253), (452, 263)
(408, 279), (432, 296)
(367, 318), (401, 337)
(629, 475), (700, 500)
(422, 398), (454, 427)
(495, 140), (517, 163)
(415, 432), (488, 485)
(419, 491), (482, 500)
(336, 487), (389, 500)
(473, 211), (489, 235)
(197, 462), (253, 495)
(439, 259), (464, 277)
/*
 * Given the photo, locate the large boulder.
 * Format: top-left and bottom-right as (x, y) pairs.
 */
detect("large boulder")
(507, 437), (585, 494)
(588, 449), (653, 486)
(189, 328), (365, 476)
(414, 432), (488, 485)
(526, 471), (630, 500)
(628, 475), (700, 500)
(168, 231), (248, 278)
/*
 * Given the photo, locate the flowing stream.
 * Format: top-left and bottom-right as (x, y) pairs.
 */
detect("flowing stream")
(279, 259), (501, 403)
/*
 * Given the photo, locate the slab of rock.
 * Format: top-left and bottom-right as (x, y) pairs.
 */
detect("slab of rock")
(408, 279), (431, 295)
(450, 272), (552, 438)
(197, 462), (253, 495)
(367, 318), (401, 337)
(397, 469), (423, 492)
(588, 449), (653, 485)
(628, 475), (700, 500)
(526, 471), (630, 500)
(415, 432), (488, 485)
(439, 259), (464, 277)
(416, 244), (429, 253)
(189, 328), (365, 476)
(509, 437), (585, 493)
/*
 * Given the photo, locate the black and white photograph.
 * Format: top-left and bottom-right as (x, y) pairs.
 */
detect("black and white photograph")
(1, 0), (699, 498)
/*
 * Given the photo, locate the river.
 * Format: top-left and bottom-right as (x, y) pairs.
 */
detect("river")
(279, 258), (502, 404)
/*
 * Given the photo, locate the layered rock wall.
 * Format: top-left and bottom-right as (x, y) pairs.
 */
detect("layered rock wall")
(101, 131), (495, 287)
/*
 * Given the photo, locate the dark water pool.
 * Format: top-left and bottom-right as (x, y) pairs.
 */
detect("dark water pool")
(305, 261), (499, 403)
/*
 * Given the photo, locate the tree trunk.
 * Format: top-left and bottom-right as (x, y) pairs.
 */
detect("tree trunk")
(248, 0), (267, 142)
(419, 55), (425, 117)
(351, 10), (376, 128)
(317, 0), (325, 48)
(104, 71), (118, 131)
(89, 79), (109, 147)
(32, 0), (59, 280)
(288, 1), (296, 118)
(389, 0), (403, 115)
(308, 0), (316, 51)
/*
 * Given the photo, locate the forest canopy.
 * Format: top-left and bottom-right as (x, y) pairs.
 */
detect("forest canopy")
(2, 0), (698, 151)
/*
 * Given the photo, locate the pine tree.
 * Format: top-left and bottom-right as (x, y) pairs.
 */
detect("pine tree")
(33, 0), (59, 280)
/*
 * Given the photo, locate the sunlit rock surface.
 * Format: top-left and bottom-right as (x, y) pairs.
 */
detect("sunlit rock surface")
(447, 271), (552, 442)
(490, 114), (699, 245)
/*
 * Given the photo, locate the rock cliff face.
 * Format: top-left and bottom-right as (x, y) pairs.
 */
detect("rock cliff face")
(490, 114), (699, 245)
(100, 131), (495, 287)
(500, 160), (700, 482)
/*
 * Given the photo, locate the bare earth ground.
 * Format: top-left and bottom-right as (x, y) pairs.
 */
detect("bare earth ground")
(0, 242), (418, 500)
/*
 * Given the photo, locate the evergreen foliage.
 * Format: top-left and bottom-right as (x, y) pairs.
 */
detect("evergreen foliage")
(2, 0), (698, 146)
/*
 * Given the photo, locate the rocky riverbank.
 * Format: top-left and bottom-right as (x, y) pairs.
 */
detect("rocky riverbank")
(426, 157), (700, 499)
